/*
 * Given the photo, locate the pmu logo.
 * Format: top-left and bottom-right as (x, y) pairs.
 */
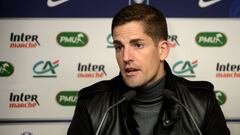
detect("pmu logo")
(10, 32), (40, 48)
(9, 92), (40, 108)
(168, 35), (180, 48)
(215, 90), (227, 106)
(56, 91), (78, 106)
(57, 32), (88, 47)
(196, 32), (227, 47)
(172, 60), (198, 77)
(106, 33), (114, 48)
(0, 61), (14, 77)
(33, 60), (59, 78)
(77, 63), (107, 78)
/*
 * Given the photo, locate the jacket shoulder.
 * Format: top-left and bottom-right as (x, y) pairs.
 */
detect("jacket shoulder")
(176, 76), (214, 93)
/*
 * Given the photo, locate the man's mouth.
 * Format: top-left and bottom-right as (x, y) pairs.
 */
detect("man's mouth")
(125, 67), (139, 76)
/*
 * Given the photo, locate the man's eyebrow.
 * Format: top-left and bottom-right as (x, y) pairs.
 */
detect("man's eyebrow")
(113, 38), (144, 45)
(113, 40), (122, 45)
(130, 39), (144, 44)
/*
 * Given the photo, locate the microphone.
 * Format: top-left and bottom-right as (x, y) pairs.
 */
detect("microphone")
(163, 90), (203, 135)
(95, 90), (136, 135)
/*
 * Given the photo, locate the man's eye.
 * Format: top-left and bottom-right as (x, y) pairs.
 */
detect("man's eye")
(134, 43), (144, 48)
(114, 45), (122, 51)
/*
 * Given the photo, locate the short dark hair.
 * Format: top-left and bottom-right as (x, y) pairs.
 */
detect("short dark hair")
(111, 4), (168, 43)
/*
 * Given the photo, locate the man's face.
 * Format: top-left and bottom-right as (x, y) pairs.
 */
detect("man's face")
(113, 21), (166, 88)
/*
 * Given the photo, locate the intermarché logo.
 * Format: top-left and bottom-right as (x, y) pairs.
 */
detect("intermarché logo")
(0, 61), (14, 77)
(196, 32), (227, 47)
(56, 91), (78, 106)
(57, 32), (88, 47)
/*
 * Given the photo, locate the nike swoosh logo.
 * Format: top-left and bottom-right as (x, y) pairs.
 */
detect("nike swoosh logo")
(47, 0), (69, 7)
(198, 0), (221, 8)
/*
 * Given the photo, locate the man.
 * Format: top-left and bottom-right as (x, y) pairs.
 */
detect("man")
(68, 4), (230, 135)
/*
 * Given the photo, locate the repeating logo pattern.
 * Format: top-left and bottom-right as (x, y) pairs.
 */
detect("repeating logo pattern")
(0, 18), (239, 135)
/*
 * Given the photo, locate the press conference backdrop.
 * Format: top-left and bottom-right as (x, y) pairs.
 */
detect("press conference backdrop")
(0, 0), (239, 135)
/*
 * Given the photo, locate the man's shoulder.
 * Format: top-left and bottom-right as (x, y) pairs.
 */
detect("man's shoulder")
(175, 76), (214, 94)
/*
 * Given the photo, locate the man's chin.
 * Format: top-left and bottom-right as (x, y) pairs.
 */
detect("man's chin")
(124, 79), (142, 88)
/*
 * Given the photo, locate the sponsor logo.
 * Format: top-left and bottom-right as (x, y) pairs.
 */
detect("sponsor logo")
(216, 62), (240, 78)
(215, 90), (227, 105)
(77, 63), (107, 78)
(57, 32), (88, 47)
(168, 35), (180, 48)
(198, 0), (222, 8)
(9, 92), (40, 108)
(107, 33), (114, 48)
(33, 60), (59, 78)
(56, 91), (78, 106)
(21, 132), (33, 135)
(172, 60), (198, 77)
(196, 32), (227, 47)
(0, 61), (14, 77)
(129, 0), (149, 5)
(10, 33), (40, 48)
(47, 0), (69, 7)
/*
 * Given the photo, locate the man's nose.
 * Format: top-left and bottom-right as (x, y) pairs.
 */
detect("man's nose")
(123, 47), (133, 63)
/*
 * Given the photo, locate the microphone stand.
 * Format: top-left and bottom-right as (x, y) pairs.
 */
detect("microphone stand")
(95, 97), (126, 135)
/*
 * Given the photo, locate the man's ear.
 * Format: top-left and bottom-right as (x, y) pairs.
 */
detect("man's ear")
(158, 40), (169, 61)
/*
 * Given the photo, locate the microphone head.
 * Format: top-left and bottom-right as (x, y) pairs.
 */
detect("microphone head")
(122, 90), (136, 101)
